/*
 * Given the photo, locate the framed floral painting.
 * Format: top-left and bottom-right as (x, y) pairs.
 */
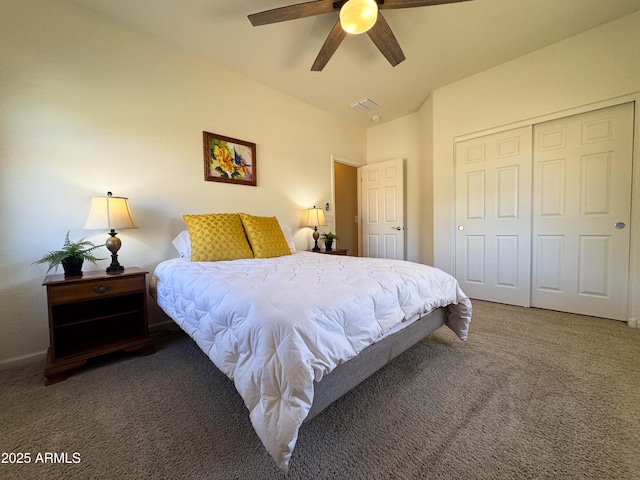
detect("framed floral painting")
(203, 131), (256, 186)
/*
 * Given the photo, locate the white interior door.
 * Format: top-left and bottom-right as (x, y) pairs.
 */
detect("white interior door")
(360, 158), (405, 259)
(455, 126), (533, 306)
(531, 103), (633, 320)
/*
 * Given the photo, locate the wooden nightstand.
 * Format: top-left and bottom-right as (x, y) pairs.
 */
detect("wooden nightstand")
(313, 248), (349, 256)
(42, 267), (155, 385)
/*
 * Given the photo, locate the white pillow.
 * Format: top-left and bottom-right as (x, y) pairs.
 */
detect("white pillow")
(172, 225), (295, 257)
(171, 230), (192, 258)
(281, 225), (296, 252)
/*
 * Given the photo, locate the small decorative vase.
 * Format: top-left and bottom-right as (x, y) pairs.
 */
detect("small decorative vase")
(324, 240), (333, 251)
(62, 257), (84, 277)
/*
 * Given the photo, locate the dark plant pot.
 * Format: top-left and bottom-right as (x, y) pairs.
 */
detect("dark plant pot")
(324, 240), (333, 251)
(62, 257), (84, 277)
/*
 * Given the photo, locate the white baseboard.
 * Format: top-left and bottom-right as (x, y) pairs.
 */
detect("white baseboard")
(0, 350), (47, 371)
(628, 317), (638, 329)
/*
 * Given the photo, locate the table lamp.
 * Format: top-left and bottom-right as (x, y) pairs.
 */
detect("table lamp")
(305, 206), (327, 252)
(84, 191), (137, 273)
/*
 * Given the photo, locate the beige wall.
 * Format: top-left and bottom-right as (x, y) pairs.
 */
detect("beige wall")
(418, 96), (435, 266)
(426, 12), (640, 323)
(0, 0), (366, 366)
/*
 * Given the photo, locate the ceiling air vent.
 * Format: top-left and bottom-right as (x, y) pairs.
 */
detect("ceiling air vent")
(350, 98), (379, 113)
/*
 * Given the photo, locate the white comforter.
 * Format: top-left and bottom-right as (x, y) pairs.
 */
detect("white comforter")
(153, 251), (471, 470)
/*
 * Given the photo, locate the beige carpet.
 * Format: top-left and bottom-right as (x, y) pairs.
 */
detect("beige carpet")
(1, 300), (639, 479)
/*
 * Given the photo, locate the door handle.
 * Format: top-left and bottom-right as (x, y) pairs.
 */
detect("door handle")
(392, 226), (402, 231)
(614, 222), (626, 229)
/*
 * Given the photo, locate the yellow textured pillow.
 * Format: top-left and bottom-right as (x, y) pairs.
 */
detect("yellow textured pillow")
(239, 213), (291, 258)
(182, 213), (254, 261)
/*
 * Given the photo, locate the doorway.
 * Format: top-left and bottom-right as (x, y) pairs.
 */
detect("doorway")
(333, 161), (359, 256)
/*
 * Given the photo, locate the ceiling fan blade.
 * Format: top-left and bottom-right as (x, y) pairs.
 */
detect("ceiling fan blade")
(379, 0), (474, 9)
(248, 0), (337, 27)
(311, 19), (347, 71)
(366, 13), (405, 67)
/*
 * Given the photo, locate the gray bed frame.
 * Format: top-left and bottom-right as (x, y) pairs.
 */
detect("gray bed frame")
(305, 307), (447, 421)
(150, 275), (447, 422)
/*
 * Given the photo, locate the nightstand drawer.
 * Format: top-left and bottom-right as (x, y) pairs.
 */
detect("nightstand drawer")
(49, 275), (145, 304)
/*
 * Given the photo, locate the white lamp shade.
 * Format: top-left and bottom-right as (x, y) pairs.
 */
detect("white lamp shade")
(84, 195), (137, 230)
(305, 207), (328, 227)
(340, 0), (378, 34)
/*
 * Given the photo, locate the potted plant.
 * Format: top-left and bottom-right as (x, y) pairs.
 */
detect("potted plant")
(319, 231), (340, 251)
(33, 231), (105, 277)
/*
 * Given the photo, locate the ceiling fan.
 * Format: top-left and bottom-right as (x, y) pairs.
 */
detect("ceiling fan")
(248, 0), (473, 71)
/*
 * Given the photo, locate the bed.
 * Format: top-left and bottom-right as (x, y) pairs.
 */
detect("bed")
(150, 213), (472, 470)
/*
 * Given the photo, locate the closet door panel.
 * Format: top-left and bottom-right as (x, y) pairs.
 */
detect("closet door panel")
(455, 126), (533, 307)
(531, 103), (633, 320)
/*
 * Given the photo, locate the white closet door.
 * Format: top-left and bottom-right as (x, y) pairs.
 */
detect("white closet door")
(455, 126), (533, 306)
(532, 103), (633, 320)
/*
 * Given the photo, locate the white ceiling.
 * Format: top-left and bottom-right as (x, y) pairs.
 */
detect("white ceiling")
(69, 0), (640, 129)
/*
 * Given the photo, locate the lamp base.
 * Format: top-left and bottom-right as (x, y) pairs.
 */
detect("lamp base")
(106, 258), (124, 274)
(105, 229), (124, 274)
(312, 228), (320, 252)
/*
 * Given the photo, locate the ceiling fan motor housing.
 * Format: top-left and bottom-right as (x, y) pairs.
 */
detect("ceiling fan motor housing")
(340, 0), (379, 34)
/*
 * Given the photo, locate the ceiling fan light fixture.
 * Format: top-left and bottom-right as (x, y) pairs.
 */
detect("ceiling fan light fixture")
(340, 0), (379, 35)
